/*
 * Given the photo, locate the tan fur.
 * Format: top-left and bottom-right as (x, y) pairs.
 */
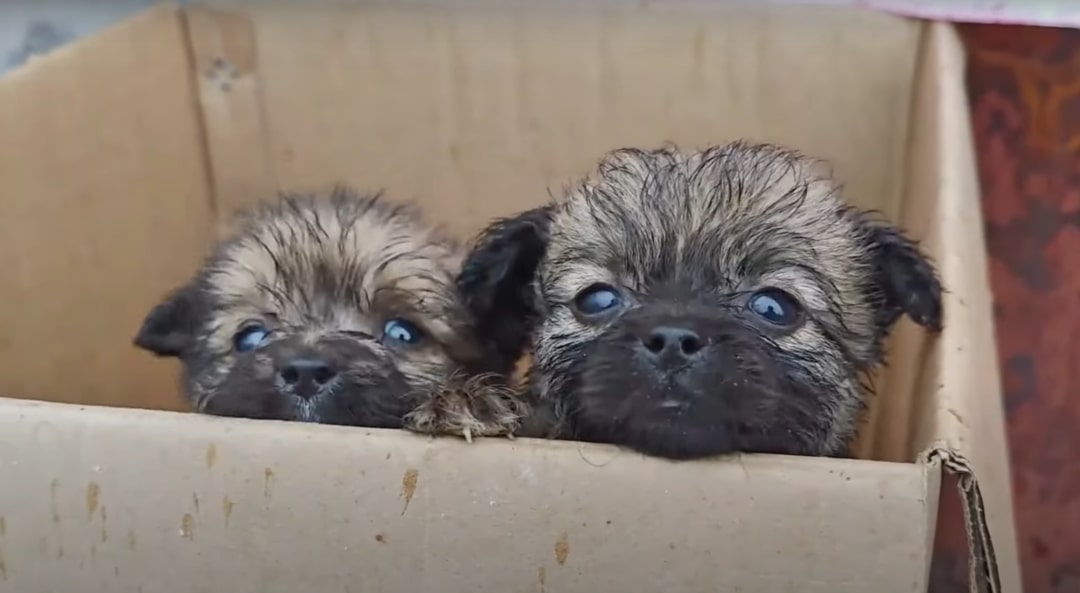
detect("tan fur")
(459, 141), (943, 458)
(536, 144), (877, 451)
(136, 188), (523, 436)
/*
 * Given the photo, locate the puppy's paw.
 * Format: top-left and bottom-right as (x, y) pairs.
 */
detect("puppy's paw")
(405, 374), (527, 443)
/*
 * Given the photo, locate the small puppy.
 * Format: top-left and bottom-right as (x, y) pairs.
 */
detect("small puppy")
(134, 188), (523, 438)
(457, 141), (943, 460)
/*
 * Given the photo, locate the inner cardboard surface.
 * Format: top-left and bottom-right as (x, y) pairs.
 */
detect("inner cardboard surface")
(0, 2), (1020, 592)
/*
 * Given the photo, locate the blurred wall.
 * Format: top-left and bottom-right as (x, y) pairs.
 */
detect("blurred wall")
(0, 1), (160, 76)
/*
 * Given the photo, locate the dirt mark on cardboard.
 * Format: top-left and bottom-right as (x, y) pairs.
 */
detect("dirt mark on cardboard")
(375, 533), (387, 543)
(180, 514), (195, 540)
(100, 506), (107, 542)
(400, 468), (419, 515)
(264, 468), (275, 498)
(206, 444), (217, 469)
(538, 566), (547, 591)
(86, 482), (100, 519)
(50, 479), (60, 524)
(223, 497), (235, 528)
(554, 532), (569, 565)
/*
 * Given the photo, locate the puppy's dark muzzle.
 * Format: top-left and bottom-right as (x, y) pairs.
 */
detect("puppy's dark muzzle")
(278, 357), (337, 399)
(265, 337), (379, 400)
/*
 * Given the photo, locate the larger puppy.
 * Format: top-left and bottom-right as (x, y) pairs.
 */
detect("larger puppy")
(458, 141), (943, 460)
(134, 188), (522, 438)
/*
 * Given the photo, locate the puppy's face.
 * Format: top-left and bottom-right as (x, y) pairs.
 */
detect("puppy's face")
(458, 142), (943, 459)
(135, 190), (486, 427)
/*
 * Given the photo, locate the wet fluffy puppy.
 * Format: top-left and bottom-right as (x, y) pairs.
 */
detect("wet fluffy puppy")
(134, 188), (523, 437)
(457, 141), (943, 460)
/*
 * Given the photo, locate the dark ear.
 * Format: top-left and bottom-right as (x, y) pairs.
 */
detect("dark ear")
(133, 282), (205, 358)
(457, 205), (554, 370)
(865, 221), (943, 333)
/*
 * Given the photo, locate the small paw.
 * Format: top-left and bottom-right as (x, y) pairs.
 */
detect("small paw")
(404, 373), (527, 442)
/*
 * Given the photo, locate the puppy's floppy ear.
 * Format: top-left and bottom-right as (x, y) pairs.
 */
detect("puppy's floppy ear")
(133, 282), (205, 358)
(863, 220), (943, 333)
(457, 205), (554, 368)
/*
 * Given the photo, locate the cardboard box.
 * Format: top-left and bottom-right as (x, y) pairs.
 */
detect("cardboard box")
(0, 2), (1021, 592)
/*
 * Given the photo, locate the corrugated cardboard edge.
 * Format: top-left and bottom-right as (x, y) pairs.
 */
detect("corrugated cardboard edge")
(909, 22), (1022, 593)
(922, 449), (1000, 593)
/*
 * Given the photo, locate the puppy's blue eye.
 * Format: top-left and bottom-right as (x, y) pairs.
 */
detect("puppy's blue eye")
(748, 289), (801, 326)
(233, 325), (270, 352)
(383, 318), (423, 345)
(575, 284), (623, 315)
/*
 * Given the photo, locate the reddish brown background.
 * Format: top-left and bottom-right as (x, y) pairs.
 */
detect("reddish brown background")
(930, 24), (1080, 593)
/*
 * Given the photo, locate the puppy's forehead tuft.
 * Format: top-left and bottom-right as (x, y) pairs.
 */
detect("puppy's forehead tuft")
(204, 189), (463, 321)
(545, 142), (869, 295)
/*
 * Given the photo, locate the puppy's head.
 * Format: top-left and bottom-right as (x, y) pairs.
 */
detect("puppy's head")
(135, 188), (488, 427)
(458, 142), (943, 459)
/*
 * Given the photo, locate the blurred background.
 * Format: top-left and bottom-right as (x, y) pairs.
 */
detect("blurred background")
(2, 3), (1078, 592)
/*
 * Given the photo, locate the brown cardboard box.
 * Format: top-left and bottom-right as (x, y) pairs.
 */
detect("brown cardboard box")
(0, 2), (1021, 592)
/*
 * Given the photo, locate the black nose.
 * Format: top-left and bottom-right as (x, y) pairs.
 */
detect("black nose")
(641, 326), (703, 362)
(278, 358), (338, 399)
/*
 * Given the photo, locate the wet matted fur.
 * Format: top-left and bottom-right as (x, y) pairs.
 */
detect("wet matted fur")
(134, 188), (524, 438)
(457, 141), (944, 460)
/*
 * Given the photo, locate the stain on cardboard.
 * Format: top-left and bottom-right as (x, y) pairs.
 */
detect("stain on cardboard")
(114, 565), (120, 577)
(375, 533), (387, 544)
(90, 543), (97, 559)
(100, 506), (107, 542)
(263, 468), (275, 498)
(0, 550), (6, 580)
(180, 514), (195, 540)
(0, 516), (5, 536)
(385, 452), (392, 461)
(223, 497), (235, 528)
(127, 530), (137, 551)
(554, 532), (570, 565)
(538, 566), (546, 591)
(56, 545), (63, 559)
(86, 482), (100, 519)
(400, 469), (419, 515)
(206, 444), (217, 469)
(50, 479), (60, 524)
(192, 493), (201, 514)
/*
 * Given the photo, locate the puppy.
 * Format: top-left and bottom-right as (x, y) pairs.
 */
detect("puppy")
(134, 188), (523, 439)
(457, 141), (943, 460)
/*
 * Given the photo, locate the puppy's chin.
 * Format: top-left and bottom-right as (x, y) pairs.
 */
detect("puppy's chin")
(201, 369), (418, 428)
(563, 310), (843, 460)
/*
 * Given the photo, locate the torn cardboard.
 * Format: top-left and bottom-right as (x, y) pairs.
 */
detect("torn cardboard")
(0, 2), (1021, 592)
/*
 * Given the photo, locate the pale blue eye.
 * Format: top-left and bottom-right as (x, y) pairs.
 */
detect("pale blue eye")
(383, 319), (423, 345)
(234, 325), (269, 352)
(748, 289), (801, 326)
(575, 284), (623, 315)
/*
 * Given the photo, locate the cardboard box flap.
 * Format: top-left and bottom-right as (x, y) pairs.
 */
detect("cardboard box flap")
(905, 23), (1022, 593)
(0, 397), (939, 593)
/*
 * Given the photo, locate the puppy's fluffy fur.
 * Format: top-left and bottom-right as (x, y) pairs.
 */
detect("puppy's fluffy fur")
(457, 141), (943, 460)
(134, 188), (523, 438)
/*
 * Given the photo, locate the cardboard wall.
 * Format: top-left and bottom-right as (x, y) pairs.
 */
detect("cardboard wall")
(0, 6), (213, 412)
